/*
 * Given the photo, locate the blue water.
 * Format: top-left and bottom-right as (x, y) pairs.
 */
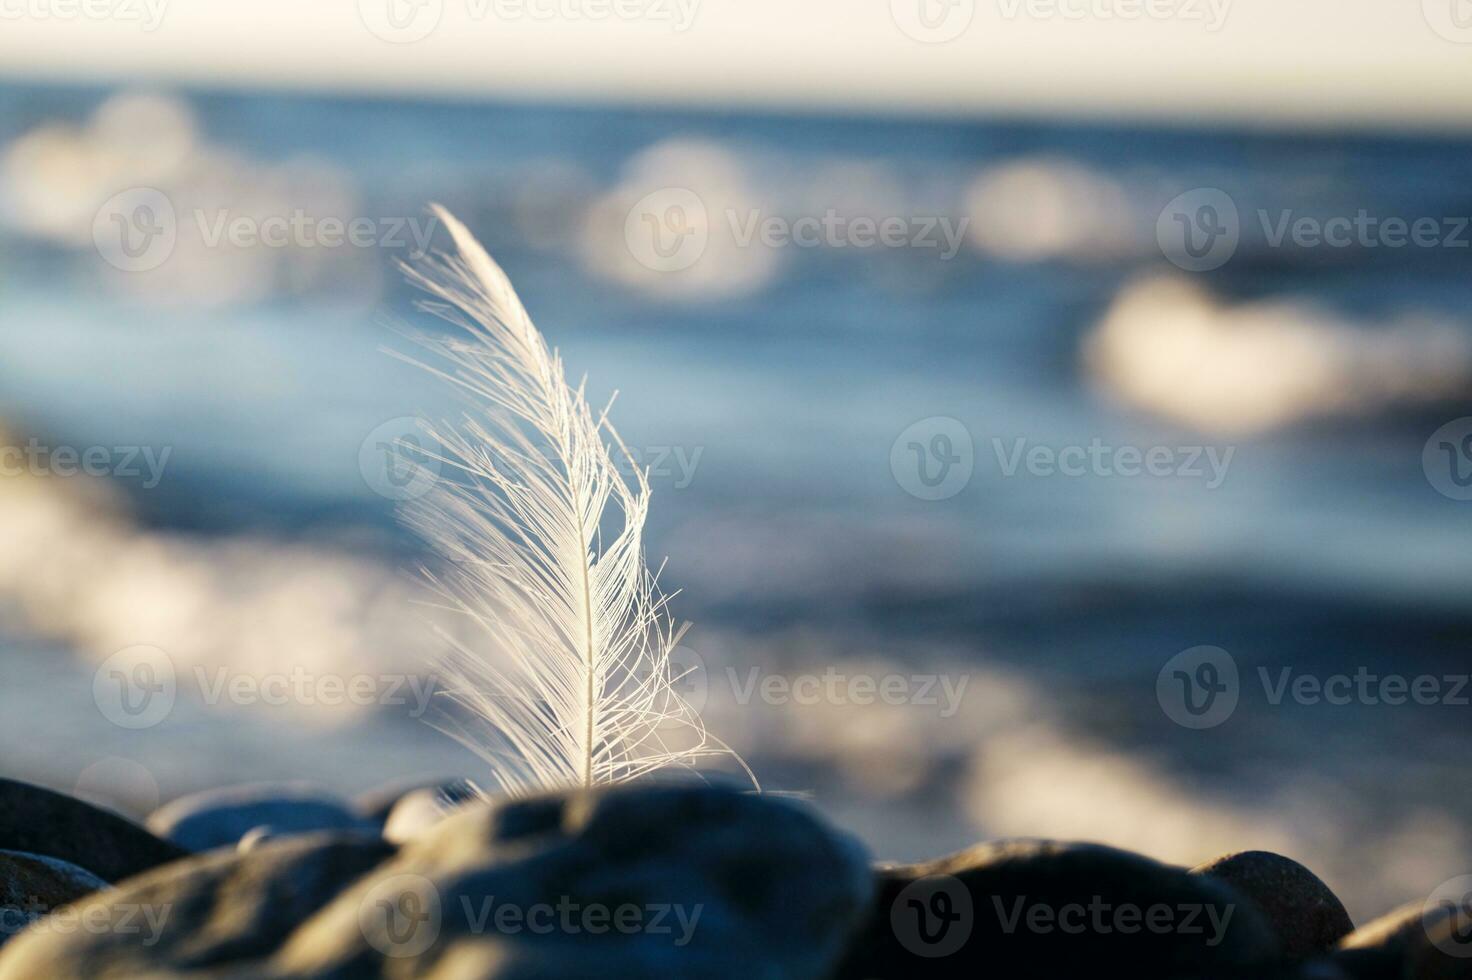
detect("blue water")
(1, 85), (1470, 908)
(3, 83), (1470, 605)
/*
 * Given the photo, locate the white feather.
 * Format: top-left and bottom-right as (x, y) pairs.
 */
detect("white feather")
(395, 205), (752, 798)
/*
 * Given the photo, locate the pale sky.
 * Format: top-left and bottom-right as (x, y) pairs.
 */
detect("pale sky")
(1, 0), (1470, 130)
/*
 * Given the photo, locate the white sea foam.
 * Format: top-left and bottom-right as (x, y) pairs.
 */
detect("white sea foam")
(1085, 276), (1472, 433)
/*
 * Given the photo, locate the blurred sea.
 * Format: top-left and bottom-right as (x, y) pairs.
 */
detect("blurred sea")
(1, 82), (1470, 921)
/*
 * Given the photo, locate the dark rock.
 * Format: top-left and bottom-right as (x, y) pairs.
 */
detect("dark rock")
(1335, 898), (1472, 980)
(1414, 902), (1472, 980)
(0, 778), (187, 883)
(237, 826), (281, 852)
(1333, 901), (1422, 979)
(1296, 960), (1356, 979)
(834, 839), (1283, 979)
(1193, 850), (1354, 959)
(276, 784), (873, 979)
(0, 784), (870, 979)
(0, 832), (395, 979)
(0, 851), (107, 948)
(354, 777), (468, 825)
(147, 783), (375, 852)
(382, 780), (479, 843)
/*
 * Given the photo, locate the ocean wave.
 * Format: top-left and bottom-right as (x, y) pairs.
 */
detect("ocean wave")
(1084, 276), (1472, 433)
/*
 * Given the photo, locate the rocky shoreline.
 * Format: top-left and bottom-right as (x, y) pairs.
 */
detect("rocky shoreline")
(0, 776), (1465, 978)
